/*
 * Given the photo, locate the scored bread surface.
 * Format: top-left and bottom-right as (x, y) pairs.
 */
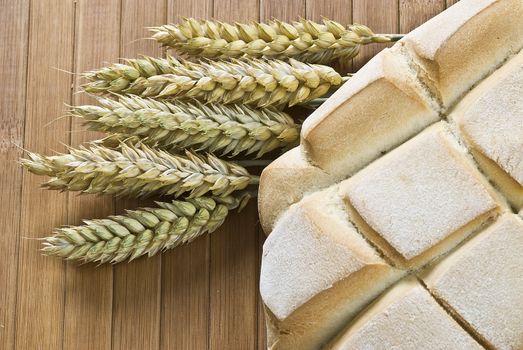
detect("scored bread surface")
(261, 188), (403, 349)
(450, 50), (523, 209)
(326, 278), (483, 350)
(300, 44), (439, 179)
(340, 122), (501, 268)
(259, 0), (523, 349)
(258, 146), (334, 234)
(420, 214), (523, 350)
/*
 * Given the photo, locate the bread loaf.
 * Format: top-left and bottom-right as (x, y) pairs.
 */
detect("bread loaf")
(402, 0), (523, 108)
(259, 0), (523, 348)
(258, 146), (334, 234)
(420, 214), (523, 350)
(301, 45), (439, 179)
(326, 278), (483, 350)
(450, 50), (523, 210)
(339, 122), (501, 269)
(299, 0), (523, 181)
(260, 188), (403, 349)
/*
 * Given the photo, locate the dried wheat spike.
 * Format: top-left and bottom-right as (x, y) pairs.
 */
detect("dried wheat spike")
(83, 56), (342, 107)
(150, 18), (402, 64)
(73, 95), (300, 157)
(21, 143), (258, 198)
(42, 193), (251, 264)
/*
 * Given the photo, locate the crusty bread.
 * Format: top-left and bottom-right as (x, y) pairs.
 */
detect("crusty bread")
(258, 146), (334, 235)
(339, 122), (501, 269)
(326, 277), (483, 350)
(470, 152), (523, 211)
(402, 0), (523, 108)
(450, 50), (523, 210)
(300, 0), (523, 180)
(420, 214), (523, 350)
(259, 0), (523, 348)
(260, 187), (403, 349)
(301, 45), (439, 179)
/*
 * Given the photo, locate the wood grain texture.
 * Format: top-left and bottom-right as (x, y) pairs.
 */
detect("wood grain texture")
(167, 0), (213, 19)
(0, 1), (29, 349)
(15, 1), (73, 349)
(209, 203), (259, 350)
(111, 1), (165, 349)
(0, 2), (449, 349)
(209, 2), (260, 348)
(352, 0), (399, 70)
(260, 0), (304, 21)
(306, 0), (352, 20)
(63, 1), (120, 349)
(160, 2), (214, 349)
(160, 235), (211, 350)
(257, 227), (266, 350)
(400, 0), (445, 32)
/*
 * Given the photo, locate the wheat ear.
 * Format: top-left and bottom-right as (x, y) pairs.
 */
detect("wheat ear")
(72, 95), (300, 158)
(21, 143), (257, 198)
(83, 56), (342, 107)
(42, 193), (251, 264)
(151, 18), (402, 64)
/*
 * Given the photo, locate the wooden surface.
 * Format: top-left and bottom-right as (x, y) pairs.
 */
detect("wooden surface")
(0, 1), (452, 349)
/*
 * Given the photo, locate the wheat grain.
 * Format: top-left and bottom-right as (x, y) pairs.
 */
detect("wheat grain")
(72, 95), (300, 157)
(83, 56), (342, 107)
(42, 193), (251, 264)
(150, 18), (402, 64)
(21, 143), (258, 198)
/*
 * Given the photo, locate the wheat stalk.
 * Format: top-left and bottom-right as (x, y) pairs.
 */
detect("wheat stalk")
(83, 56), (342, 107)
(150, 18), (402, 64)
(21, 143), (258, 198)
(72, 95), (300, 158)
(42, 193), (251, 264)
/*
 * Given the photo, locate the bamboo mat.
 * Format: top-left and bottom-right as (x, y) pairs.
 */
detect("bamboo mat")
(0, 0), (456, 348)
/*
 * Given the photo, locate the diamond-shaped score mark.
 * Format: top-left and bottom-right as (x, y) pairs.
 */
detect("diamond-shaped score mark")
(451, 51), (523, 210)
(340, 122), (501, 269)
(330, 277), (483, 349)
(260, 188), (403, 349)
(420, 214), (523, 350)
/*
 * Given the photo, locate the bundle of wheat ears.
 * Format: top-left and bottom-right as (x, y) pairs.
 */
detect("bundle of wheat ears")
(22, 18), (400, 264)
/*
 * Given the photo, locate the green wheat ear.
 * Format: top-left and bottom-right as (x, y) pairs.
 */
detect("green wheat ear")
(151, 18), (402, 64)
(42, 193), (251, 264)
(72, 95), (300, 158)
(83, 56), (343, 108)
(21, 143), (258, 198)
